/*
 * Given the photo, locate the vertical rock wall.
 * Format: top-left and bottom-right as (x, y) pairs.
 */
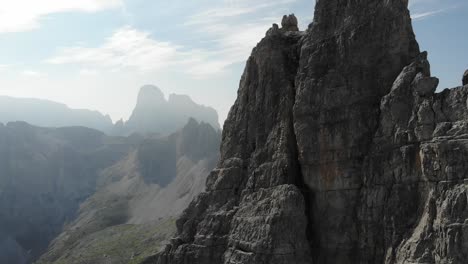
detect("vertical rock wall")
(155, 1), (468, 263)
(158, 21), (311, 264)
(293, 0), (419, 262)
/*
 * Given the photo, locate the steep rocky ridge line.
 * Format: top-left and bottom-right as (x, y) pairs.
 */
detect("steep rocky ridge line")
(359, 50), (468, 263)
(157, 15), (311, 264)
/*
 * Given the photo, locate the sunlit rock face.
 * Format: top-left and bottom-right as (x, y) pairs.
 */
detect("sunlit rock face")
(155, 1), (468, 264)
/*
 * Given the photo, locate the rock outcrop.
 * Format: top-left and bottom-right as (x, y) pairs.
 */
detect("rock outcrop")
(156, 1), (468, 264)
(362, 51), (468, 264)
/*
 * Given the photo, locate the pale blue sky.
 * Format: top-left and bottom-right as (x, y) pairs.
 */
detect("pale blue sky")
(0, 0), (466, 124)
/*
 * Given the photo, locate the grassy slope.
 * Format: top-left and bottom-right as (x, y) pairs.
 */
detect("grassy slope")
(37, 218), (175, 264)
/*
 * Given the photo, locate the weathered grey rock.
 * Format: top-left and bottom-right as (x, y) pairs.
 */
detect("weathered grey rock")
(155, 1), (468, 264)
(157, 21), (309, 264)
(413, 72), (439, 96)
(361, 51), (468, 263)
(463, 69), (468, 86)
(293, 0), (419, 261)
(281, 14), (299, 31)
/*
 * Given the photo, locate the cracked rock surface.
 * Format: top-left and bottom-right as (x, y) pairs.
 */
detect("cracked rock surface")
(153, 1), (468, 263)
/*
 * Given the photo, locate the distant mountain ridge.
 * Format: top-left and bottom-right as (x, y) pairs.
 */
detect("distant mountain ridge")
(0, 121), (134, 263)
(0, 86), (221, 136)
(0, 119), (221, 264)
(37, 118), (221, 264)
(0, 96), (113, 132)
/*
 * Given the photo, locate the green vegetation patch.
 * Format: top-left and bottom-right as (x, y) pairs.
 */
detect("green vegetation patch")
(37, 218), (176, 264)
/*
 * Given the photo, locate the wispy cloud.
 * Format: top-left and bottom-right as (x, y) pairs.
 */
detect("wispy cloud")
(46, 24), (268, 78)
(177, 0), (303, 76)
(79, 69), (99, 76)
(0, 0), (122, 33)
(410, 0), (462, 21)
(185, 0), (296, 25)
(45, 0), (310, 78)
(22, 70), (42, 77)
(46, 0), (298, 78)
(412, 9), (447, 21)
(47, 27), (179, 72)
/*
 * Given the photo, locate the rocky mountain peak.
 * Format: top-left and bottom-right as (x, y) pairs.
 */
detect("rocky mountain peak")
(156, 0), (468, 263)
(136, 85), (166, 108)
(113, 85), (220, 136)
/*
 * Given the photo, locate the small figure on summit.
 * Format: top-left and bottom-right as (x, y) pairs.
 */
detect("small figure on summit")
(267, 14), (299, 36)
(281, 14), (299, 31)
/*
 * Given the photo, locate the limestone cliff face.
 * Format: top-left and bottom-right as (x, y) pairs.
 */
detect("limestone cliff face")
(294, 1), (419, 262)
(156, 1), (468, 264)
(161, 21), (311, 264)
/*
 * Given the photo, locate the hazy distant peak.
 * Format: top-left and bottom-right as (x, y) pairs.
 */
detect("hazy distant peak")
(136, 85), (166, 107)
(115, 85), (220, 136)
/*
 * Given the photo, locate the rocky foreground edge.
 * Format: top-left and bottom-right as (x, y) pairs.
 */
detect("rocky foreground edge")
(149, 1), (468, 263)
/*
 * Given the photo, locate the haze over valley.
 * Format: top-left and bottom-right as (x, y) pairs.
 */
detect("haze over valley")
(0, 86), (221, 263)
